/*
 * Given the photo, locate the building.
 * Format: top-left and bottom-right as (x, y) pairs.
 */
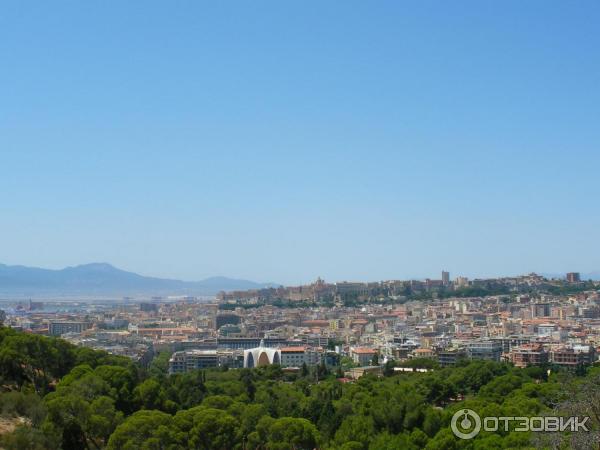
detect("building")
(442, 271), (450, 286)
(580, 306), (600, 319)
(279, 346), (322, 367)
(551, 345), (595, 368)
(335, 282), (369, 296)
(169, 350), (219, 374)
(243, 339), (281, 368)
(490, 336), (532, 353)
(467, 340), (502, 362)
(455, 276), (469, 288)
(437, 348), (467, 367)
(280, 347), (308, 367)
(531, 303), (551, 318)
(139, 303), (158, 313)
(510, 344), (549, 368)
(346, 366), (382, 380)
(28, 300), (44, 311)
(350, 347), (378, 366)
(299, 334), (330, 348)
(216, 313), (241, 329)
(537, 323), (556, 337)
(217, 337), (289, 350)
(410, 348), (436, 359)
(49, 321), (91, 336)
(566, 272), (581, 283)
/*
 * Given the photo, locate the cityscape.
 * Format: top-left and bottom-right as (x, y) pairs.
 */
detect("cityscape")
(1, 270), (598, 377)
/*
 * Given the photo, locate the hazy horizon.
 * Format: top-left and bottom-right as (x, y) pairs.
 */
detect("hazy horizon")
(1, 260), (598, 287)
(2, 2), (599, 286)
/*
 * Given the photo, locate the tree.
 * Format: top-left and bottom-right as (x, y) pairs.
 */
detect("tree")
(44, 392), (122, 450)
(422, 408), (442, 438)
(317, 360), (329, 379)
(254, 416), (320, 450)
(164, 370), (206, 409)
(383, 359), (396, 377)
(369, 432), (417, 450)
(88, 396), (124, 447)
(339, 443), (364, 450)
(0, 425), (50, 450)
(239, 368), (256, 401)
(334, 415), (376, 449)
(300, 362), (309, 377)
(424, 428), (458, 450)
(148, 351), (172, 378)
(371, 353), (379, 366)
(201, 395), (233, 410)
(134, 379), (165, 411)
(229, 403), (268, 444)
(187, 408), (239, 450)
(106, 410), (175, 450)
(93, 365), (137, 413)
(0, 348), (27, 388)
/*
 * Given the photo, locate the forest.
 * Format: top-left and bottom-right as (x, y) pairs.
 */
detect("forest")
(0, 326), (597, 449)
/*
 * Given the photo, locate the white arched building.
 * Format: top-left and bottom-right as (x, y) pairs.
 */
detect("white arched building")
(243, 339), (281, 368)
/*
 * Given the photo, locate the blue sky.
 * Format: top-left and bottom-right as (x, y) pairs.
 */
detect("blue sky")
(1, 1), (599, 284)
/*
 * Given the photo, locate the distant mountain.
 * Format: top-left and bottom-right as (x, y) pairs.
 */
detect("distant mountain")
(0, 263), (277, 297)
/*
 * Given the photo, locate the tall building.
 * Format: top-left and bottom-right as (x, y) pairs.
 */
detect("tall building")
(566, 272), (581, 283)
(442, 271), (450, 286)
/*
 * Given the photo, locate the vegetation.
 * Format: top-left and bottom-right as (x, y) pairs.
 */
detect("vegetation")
(0, 327), (598, 449)
(544, 281), (597, 296)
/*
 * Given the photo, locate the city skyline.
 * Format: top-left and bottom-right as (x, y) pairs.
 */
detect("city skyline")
(0, 260), (598, 291)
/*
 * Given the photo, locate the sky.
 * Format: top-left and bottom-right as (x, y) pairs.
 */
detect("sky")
(1, 1), (599, 285)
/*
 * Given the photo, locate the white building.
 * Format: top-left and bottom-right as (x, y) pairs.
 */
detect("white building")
(243, 339), (281, 368)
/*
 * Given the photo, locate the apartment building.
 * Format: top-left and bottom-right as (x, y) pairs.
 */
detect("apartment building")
(510, 344), (549, 368)
(467, 340), (503, 362)
(168, 350), (218, 374)
(49, 321), (91, 336)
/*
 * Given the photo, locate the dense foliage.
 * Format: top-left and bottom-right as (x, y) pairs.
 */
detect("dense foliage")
(0, 327), (597, 449)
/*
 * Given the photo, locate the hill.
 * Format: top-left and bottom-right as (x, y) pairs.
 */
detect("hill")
(0, 262), (276, 296)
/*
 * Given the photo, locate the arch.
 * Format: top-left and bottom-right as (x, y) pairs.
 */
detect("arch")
(258, 351), (270, 366)
(273, 351), (280, 365)
(246, 352), (255, 368)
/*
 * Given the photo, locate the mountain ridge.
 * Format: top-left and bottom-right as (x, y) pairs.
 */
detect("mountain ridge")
(0, 262), (278, 296)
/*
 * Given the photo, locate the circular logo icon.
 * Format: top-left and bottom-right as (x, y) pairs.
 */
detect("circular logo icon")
(451, 408), (481, 439)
